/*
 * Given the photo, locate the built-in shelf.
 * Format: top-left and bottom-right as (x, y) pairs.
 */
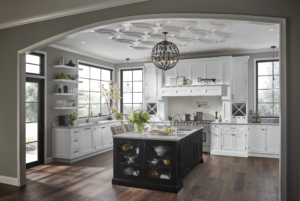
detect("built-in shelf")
(52, 107), (83, 110)
(52, 65), (83, 71)
(52, 79), (83, 83)
(52, 93), (83, 96)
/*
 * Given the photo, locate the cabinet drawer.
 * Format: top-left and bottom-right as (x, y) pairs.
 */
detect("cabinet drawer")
(71, 146), (81, 158)
(72, 129), (80, 136)
(72, 136), (80, 146)
(180, 137), (191, 155)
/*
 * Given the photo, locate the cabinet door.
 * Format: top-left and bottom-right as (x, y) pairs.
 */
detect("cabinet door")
(81, 127), (94, 155)
(93, 127), (103, 150)
(234, 133), (246, 151)
(231, 61), (247, 101)
(248, 127), (266, 153)
(211, 126), (221, 150)
(222, 133), (233, 150)
(222, 101), (231, 123)
(266, 126), (280, 154)
(102, 126), (112, 147)
(145, 66), (157, 102)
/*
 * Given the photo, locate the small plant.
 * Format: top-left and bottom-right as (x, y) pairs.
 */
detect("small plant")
(70, 113), (77, 121)
(252, 111), (261, 122)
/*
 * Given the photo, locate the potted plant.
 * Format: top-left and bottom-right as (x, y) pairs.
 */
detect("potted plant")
(70, 113), (77, 125)
(127, 110), (151, 134)
(99, 80), (122, 120)
(252, 111), (261, 123)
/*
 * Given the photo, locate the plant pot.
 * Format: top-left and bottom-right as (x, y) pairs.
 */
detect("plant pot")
(72, 120), (77, 125)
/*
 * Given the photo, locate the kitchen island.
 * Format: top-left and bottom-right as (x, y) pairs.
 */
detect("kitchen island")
(112, 128), (203, 193)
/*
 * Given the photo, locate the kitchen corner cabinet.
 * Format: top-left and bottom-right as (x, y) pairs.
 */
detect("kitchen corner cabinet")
(52, 121), (121, 162)
(231, 57), (249, 102)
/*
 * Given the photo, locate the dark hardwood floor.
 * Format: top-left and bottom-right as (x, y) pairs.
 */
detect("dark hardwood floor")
(0, 151), (279, 201)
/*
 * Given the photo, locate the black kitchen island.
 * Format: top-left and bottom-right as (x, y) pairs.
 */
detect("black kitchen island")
(112, 128), (203, 193)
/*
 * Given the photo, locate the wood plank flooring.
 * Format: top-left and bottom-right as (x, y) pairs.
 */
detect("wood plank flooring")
(0, 151), (279, 201)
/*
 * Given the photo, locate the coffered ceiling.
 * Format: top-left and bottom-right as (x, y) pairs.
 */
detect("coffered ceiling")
(50, 18), (280, 63)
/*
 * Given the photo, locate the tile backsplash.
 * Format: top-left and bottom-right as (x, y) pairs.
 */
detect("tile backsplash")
(168, 96), (222, 121)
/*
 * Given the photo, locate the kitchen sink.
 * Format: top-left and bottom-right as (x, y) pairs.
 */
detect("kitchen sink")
(178, 128), (194, 131)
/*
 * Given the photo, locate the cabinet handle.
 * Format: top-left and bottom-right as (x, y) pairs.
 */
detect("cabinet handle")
(262, 129), (264, 130)
(231, 128), (236, 129)
(73, 139), (78, 142)
(73, 150), (78, 153)
(73, 131), (78, 133)
(102, 127), (105, 129)
(85, 128), (91, 130)
(232, 94), (234, 99)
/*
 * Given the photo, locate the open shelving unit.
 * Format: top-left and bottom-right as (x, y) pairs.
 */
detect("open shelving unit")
(52, 65), (83, 71)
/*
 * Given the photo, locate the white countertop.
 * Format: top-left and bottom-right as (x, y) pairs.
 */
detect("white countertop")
(211, 122), (279, 126)
(112, 127), (203, 141)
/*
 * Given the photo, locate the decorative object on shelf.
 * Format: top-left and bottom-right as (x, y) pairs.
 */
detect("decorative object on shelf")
(148, 168), (161, 178)
(151, 32), (179, 72)
(124, 154), (139, 164)
(66, 60), (76, 67)
(170, 78), (177, 86)
(56, 72), (68, 79)
(70, 113), (77, 125)
(58, 57), (64, 65)
(148, 158), (158, 165)
(162, 156), (171, 166)
(183, 78), (191, 85)
(122, 166), (135, 176)
(162, 126), (177, 133)
(153, 145), (169, 156)
(57, 85), (62, 93)
(122, 144), (134, 152)
(176, 76), (185, 85)
(99, 80), (122, 120)
(218, 111), (222, 122)
(196, 102), (208, 107)
(63, 85), (69, 93)
(116, 113), (123, 120)
(252, 111), (261, 123)
(98, 113), (102, 117)
(127, 110), (151, 134)
(67, 75), (79, 80)
(198, 77), (216, 84)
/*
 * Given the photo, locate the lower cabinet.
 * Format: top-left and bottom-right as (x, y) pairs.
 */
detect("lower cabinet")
(266, 126), (280, 154)
(211, 125), (221, 150)
(81, 127), (94, 155)
(102, 126), (113, 148)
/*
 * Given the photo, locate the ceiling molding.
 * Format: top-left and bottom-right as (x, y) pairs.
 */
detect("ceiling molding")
(48, 44), (116, 64)
(0, 0), (148, 30)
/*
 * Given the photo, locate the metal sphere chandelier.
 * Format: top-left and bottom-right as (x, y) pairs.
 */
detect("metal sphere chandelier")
(151, 32), (180, 71)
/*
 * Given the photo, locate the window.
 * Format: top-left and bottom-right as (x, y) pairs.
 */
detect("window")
(256, 60), (280, 117)
(25, 53), (44, 75)
(78, 63), (113, 118)
(121, 69), (143, 114)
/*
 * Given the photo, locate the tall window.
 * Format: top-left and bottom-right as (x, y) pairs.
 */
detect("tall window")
(256, 60), (279, 117)
(26, 53), (44, 75)
(78, 63), (112, 118)
(121, 69), (143, 114)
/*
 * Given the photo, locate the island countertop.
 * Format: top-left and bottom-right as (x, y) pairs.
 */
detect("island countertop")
(112, 127), (203, 141)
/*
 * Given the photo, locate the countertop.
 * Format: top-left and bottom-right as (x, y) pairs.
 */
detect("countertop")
(112, 127), (203, 141)
(211, 122), (279, 126)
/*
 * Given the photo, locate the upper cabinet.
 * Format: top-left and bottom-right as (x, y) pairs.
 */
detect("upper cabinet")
(144, 64), (163, 102)
(231, 57), (249, 102)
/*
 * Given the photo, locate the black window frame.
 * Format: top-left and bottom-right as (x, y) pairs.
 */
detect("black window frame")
(25, 52), (45, 76)
(78, 62), (113, 119)
(256, 59), (280, 118)
(120, 68), (143, 114)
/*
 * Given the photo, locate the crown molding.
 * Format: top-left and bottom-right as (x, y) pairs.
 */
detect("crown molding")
(48, 44), (116, 64)
(0, 0), (148, 30)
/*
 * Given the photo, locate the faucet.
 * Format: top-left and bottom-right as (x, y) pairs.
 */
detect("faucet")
(87, 105), (93, 123)
(172, 113), (181, 127)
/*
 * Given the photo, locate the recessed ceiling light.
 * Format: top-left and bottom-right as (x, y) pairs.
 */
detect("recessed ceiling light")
(186, 49), (189, 51)
(81, 42), (86, 44)
(90, 30), (95, 32)
(108, 50), (112, 52)
(269, 28), (275, 31)
(230, 45), (234, 47)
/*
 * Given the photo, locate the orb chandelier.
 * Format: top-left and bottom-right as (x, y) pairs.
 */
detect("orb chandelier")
(151, 32), (180, 71)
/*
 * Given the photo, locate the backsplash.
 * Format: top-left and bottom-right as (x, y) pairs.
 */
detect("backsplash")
(168, 96), (222, 121)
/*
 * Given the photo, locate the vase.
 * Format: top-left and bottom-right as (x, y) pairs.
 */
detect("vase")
(72, 120), (77, 125)
(135, 124), (144, 134)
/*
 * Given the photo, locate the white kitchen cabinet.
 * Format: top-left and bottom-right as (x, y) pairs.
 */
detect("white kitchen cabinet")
(266, 126), (280, 154)
(93, 126), (102, 150)
(161, 85), (225, 97)
(211, 125), (221, 150)
(102, 126), (113, 148)
(144, 65), (157, 102)
(248, 126), (266, 153)
(222, 101), (231, 123)
(81, 127), (94, 155)
(234, 133), (246, 151)
(231, 57), (249, 102)
(222, 133), (233, 150)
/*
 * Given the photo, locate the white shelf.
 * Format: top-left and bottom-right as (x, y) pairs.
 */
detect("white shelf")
(52, 79), (83, 83)
(52, 65), (83, 71)
(52, 93), (83, 96)
(52, 107), (83, 110)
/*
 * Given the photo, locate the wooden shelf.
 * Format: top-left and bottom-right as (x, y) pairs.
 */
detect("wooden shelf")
(52, 93), (83, 96)
(52, 79), (83, 83)
(52, 107), (83, 110)
(52, 65), (83, 71)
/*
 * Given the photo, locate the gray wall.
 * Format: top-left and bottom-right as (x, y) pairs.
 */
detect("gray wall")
(0, 1), (298, 200)
(39, 46), (115, 158)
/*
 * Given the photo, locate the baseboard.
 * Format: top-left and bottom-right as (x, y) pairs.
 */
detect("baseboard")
(45, 157), (54, 164)
(53, 147), (113, 163)
(0, 175), (18, 186)
(211, 150), (248, 157)
(248, 152), (279, 158)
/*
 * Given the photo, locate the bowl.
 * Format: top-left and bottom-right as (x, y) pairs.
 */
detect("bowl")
(162, 126), (177, 133)
(125, 154), (139, 164)
(122, 144), (134, 152)
(147, 158), (158, 165)
(162, 156), (171, 166)
(67, 75), (79, 80)
(148, 168), (161, 178)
